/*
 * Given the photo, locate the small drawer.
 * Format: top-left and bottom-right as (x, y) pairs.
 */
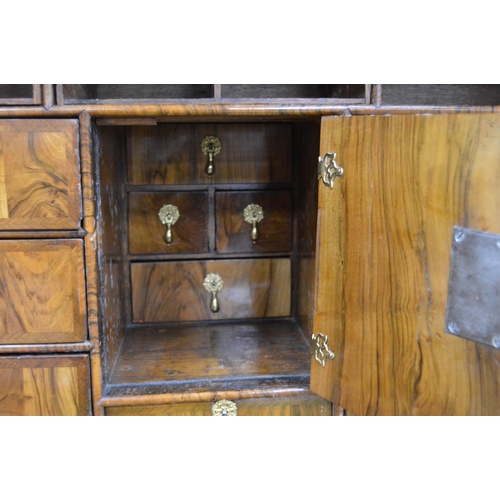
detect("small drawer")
(131, 258), (291, 323)
(128, 192), (208, 255)
(127, 123), (292, 185)
(0, 239), (87, 344)
(216, 190), (292, 253)
(105, 396), (332, 416)
(0, 119), (82, 230)
(0, 355), (91, 416)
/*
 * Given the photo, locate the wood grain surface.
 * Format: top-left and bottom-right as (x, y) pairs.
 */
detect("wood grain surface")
(0, 355), (91, 416)
(129, 192), (208, 254)
(215, 190), (292, 253)
(0, 239), (87, 344)
(131, 258), (291, 322)
(127, 123), (292, 185)
(312, 114), (500, 416)
(109, 320), (310, 386)
(106, 395), (331, 416)
(0, 119), (81, 229)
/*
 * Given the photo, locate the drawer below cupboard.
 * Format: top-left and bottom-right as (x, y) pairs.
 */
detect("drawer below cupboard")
(0, 239), (87, 344)
(105, 395), (332, 416)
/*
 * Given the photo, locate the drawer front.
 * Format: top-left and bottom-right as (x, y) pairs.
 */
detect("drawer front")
(127, 123), (292, 185)
(216, 190), (292, 253)
(105, 396), (332, 416)
(0, 355), (91, 416)
(0, 239), (87, 344)
(131, 258), (291, 323)
(129, 192), (209, 255)
(0, 119), (82, 230)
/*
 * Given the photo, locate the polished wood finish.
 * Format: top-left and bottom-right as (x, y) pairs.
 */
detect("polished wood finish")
(0, 119), (82, 229)
(0, 239), (86, 344)
(80, 111), (104, 415)
(127, 123), (292, 185)
(215, 190), (292, 253)
(129, 192), (208, 255)
(0, 342), (93, 354)
(131, 258), (291, 323)
(312, 114), (500, 416)
(109, 320), (309, 388)
(106, 395), (331, 416)
(0, 355), (91, 416)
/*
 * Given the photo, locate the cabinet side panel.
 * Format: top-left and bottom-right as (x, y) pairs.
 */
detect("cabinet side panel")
(95, 126), (128, 379)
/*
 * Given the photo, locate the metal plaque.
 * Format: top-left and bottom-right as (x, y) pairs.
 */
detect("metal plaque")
(445, 227), (500, 350)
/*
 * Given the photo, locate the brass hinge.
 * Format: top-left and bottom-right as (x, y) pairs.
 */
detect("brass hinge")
(312, 333), (335, 368)
(318, 153), (344, 189)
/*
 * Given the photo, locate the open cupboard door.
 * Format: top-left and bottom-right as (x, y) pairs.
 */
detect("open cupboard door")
(310, 114), (500, 416)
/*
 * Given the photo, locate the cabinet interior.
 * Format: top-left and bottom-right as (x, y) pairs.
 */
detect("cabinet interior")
(58, 84), (367, 104)
(0, 84), (40, 105)
(94, 118), (321, 398)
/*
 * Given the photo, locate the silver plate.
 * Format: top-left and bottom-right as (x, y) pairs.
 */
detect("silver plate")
(445, 227), (500, 349)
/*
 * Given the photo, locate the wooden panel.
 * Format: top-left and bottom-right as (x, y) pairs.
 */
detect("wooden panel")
(0, 119), (81, 229)
(129, 192), (208, 255)
(127, 124), (292, 185)
(131, 258), (291, 323)
(109, 320), (309, 387)
(215, 190), (292, 253)
(106, 396), (331, 416)
(312, 114), (500, 416)
(0, 355), (91, 416)
(0, 239), (86, 344)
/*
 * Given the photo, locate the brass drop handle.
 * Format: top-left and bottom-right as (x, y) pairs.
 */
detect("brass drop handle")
(204, 273), (224, 314)
(158, 205), (180, 245)
(243, 204), (264, 243)
(212, 400), (237, 416)
(201, 136), (222, 176)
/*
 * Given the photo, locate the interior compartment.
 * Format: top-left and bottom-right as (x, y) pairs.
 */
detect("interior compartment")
(221, 84), (366, 100)
(0, 84), (40, 105)
(94, 119), (320, 398)
(58, 84), (214, 103)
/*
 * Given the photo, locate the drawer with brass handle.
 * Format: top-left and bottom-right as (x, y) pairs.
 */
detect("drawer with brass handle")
(215, 191), (292, 254)
(128, 192), (208, 255)
(131, 258), (291, 323)
(105, 396), (332, 416)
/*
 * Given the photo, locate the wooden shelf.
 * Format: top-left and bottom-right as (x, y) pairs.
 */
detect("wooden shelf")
(106, 319), (311, 396)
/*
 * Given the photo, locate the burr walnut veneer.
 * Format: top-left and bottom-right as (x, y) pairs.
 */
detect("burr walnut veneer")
(0, 84), (499, 416)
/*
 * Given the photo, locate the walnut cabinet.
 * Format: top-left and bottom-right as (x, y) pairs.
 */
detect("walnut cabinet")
(0, 84), (499, 416)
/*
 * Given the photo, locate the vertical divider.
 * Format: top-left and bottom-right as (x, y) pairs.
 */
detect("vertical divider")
(214, 84), (222, 101)
(208, 186), (216, 252)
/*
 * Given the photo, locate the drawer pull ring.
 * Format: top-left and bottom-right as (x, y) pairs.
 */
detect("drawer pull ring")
(201, 136), (222, 176)
(243, 204), (264, 243)
(203, 273), (224, 314)
(212, 400), (237, 416)
(158, 205), (180, 245)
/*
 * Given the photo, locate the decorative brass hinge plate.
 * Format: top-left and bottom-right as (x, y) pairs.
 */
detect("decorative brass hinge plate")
(318, 152), (344, 189)
(312, 333), (335, 368)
